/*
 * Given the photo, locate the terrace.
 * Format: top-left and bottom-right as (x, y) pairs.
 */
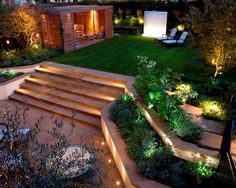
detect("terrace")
(0, 1), (236, 188)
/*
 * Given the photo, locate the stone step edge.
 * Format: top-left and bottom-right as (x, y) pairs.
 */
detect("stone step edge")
(40, 64), (127, 85)
(20, 83), (103, 110)
(14, 88), (101, 117)
(9, 94), (100, 127)
(29, 73), (119, 98)
(25, 77), (114, 102)
(36, 67), (125, 91)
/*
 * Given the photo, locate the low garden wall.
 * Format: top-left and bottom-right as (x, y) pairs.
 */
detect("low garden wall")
(0, 64), (39, 100)
(101, 78), (220, 187)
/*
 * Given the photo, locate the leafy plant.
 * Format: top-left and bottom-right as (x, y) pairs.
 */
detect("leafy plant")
(200, 99), (228, 121)
(0, 70), (23, 83)
(194, 162), (215, 179)
(168, 112), (203, 142)
(135, 57), (203, 142)
(175, 83), (198, 100)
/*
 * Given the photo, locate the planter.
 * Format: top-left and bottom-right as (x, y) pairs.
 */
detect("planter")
(0, 63), (40, 100)
(0, 74), (29, 100)
(101, 102), (169, 188)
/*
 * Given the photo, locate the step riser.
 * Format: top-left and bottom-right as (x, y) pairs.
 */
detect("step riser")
(20, 85), (103, 110)
(10, 97), (100, 128)
(40, 65), (127, 85)
(36, 68), (125, 92)
(25, 78), (113, 102)
(30, 74), (118, 98)
(14, 90), (101, 117)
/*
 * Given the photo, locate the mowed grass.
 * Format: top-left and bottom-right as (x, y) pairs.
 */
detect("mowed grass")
(51, 35), (193, 76)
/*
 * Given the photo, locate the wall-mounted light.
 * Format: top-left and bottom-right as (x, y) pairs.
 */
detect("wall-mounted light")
(6, 40), (10, 45)
(36, 33), (40, 38)
(116, 181), (120, 186)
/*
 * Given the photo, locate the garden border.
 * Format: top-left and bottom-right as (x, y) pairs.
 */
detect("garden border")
(0, 62), (220, 187)
(101, 77), (220, 187)
(0, 64), (40, 100)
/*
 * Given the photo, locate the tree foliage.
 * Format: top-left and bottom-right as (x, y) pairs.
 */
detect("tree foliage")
(0, 4), (41, 48)
(183, 0), (236, 77)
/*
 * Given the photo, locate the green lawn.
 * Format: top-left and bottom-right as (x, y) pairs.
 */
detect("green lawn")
(51, 35), (193, 76)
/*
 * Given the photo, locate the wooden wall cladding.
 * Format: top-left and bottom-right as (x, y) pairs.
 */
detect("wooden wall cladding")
(41, 14), (62, 49)
(61, 13), (76, 53)
(104, 8), (113, 38)
(41, 6), (113, 53)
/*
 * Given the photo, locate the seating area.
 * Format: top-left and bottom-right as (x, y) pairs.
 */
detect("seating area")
(155, 28), (189, 47)
(40, 5), (113, 52)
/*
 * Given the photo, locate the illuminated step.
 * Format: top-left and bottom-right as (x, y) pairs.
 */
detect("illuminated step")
(9, 93), (100, 127)
(25, 77), (115, 102)
(14, 88), (101, 116)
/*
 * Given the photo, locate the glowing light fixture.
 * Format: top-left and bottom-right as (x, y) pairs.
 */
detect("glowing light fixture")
(143, 11), (168, 37)
(36, 33), (40, 38)
(116, 181), (120, 186)
(101, 141), (105, 145)
(177, 24), (185, 31)
(108, 159), (112, 163)
(6, 40), (10, 45)
(114, 18), (120, 25)
(138, 18), (144, 24)
(210, 104), (219, 112)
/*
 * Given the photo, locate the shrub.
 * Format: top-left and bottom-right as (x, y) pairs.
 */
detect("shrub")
(135, 57), (203, 143)
(168, 113), (203, 142)
(137, 149), (193, 188)
(110, 94), (213, 187)
(0, 46), (60, 68)
(0, 104), (112, 187)
(0, 70), (23, 83)
(200, 99), (228, 121)
(194, 162), (215, 179)
(175, 83), (198, 100)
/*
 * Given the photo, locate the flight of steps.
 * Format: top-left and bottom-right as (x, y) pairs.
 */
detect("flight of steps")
(9, 64), (127, 128)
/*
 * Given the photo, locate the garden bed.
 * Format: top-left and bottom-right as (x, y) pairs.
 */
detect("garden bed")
(107, 94), (216, 188)
(0, 71), (23, 83)
(0, 47), (60, 68)
(0, 63), (40, 100)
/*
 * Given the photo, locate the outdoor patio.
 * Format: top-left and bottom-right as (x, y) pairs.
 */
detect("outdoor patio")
(0, 1), (235, 187)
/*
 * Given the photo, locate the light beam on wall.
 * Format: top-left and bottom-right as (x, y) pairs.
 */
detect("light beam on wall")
(143, 11), (168, 38)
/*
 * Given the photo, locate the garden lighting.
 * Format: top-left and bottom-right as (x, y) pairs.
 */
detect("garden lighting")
(116, 181), (120, 186)
(143, 11), (168, 37)
(177, 24), (185, 31)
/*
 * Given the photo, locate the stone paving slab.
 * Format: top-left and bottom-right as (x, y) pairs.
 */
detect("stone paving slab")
(0, 100), (124, 187)
(198, 131), (222, 150)
(190, 115), (225, 135)
(181, 104), (203, 116)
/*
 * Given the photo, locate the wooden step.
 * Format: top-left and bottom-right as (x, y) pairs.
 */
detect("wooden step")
(20, 83), (106, 110)
(14, 88), (101, 116)
(40, 64), (127, 85)
(30, 72), (121, 97)
(9, 93), (100, 127)
(36, 67), (125, 91)
(25, 77), (114, 102)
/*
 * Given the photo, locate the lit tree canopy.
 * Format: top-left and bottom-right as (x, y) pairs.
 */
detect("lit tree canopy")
(0, 3), (41, 48)
(183, 0), (236, 77)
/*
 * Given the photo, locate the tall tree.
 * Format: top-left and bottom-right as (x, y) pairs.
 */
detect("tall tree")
(183, 0), (236, 77)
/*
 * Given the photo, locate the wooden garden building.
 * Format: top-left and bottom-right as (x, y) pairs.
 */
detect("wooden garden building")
(40, 5), (113, 53)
